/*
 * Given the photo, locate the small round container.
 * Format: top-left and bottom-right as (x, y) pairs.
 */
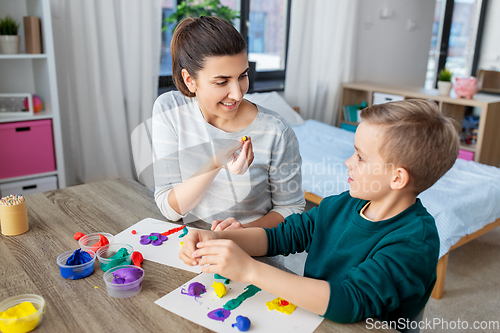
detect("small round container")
(0, 294), (45, 333)
(103, 265), (144, 298)
(96, 243), (133, 272)
(78, 232), (114, 252)
(57, 249), (96, 280)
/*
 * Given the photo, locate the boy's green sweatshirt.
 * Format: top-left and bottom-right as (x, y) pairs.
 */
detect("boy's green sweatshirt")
(265, 191), (439, 324)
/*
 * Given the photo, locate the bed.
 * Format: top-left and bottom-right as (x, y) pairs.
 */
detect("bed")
(246, 92), (500, 300)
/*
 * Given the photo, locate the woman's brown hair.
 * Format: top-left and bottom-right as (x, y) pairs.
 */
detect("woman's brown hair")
(170, 16), (247, 97)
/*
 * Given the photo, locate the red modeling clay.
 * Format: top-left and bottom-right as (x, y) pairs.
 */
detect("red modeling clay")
(73, 232), (85, 241)
(89, 234), (110, 252)
(160, 225), (185, 237)
(131, 230), (137, 234)
(132, 251), (144, 268)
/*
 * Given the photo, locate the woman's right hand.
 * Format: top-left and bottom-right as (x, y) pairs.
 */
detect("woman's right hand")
(211, 217), (243, 231)
(214, 137), (254, 175)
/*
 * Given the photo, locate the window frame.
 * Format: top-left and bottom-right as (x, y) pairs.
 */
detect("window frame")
(158, 0), (292, 92)
(433, 0), (488, 88)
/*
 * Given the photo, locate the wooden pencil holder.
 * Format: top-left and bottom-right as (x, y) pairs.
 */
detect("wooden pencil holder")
(0, 201), (29, 236)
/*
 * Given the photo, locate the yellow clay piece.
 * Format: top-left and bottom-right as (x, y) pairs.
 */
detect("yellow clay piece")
(0, 301), (39, 333)
(211, 281), (227, 298)
(266, 297), (297, 315)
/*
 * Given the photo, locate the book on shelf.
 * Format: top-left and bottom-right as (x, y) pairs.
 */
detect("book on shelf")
(23, 16), (42, 54)
(342, 101), (367, 123)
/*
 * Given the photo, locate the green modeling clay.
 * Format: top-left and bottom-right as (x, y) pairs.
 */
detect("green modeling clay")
(179, 227), (189, 238)
(223, 285), (261, 310)
(214, 273), (230, 284)
(102, 247), (130, 271)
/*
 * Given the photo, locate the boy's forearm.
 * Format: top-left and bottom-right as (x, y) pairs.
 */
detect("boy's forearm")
(215, 228), (268, 257)
(249, 261), (330, 316)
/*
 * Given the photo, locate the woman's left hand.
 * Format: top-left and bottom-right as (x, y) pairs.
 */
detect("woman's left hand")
(211, 217), (243, 231)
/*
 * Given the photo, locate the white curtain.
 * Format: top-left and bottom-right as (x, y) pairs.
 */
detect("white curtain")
(50, 0), (162, 186)
(284, 0), (358, 125)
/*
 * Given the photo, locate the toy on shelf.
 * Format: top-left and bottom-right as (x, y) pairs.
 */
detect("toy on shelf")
(454, 77), (478, 99)
(0, 93), (34, 117)
(24, 94), (43, 113)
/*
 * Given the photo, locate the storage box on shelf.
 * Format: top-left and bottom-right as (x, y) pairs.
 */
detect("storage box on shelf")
(339, 82), (500, 167)
(0, 0), (65, 193)
(0, 120), (55, 179)
(0, 175), (57, 197)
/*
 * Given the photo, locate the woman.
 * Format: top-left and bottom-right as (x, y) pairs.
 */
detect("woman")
(152, 16), (304, 230)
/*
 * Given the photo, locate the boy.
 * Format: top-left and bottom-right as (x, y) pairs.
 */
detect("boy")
(179, 99), (459, 324)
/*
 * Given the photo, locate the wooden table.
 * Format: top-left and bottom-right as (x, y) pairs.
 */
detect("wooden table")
(0, 178), (393, 332)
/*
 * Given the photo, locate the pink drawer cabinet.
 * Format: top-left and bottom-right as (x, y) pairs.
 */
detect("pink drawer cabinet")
(0, 120), (56, 179)
(458, 149), (474, 161)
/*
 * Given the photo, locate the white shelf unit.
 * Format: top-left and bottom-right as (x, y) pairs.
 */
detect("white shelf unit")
(0, 0), (66, 190)
(339, 82), (500, 167)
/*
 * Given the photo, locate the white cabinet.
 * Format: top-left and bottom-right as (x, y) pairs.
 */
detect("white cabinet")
(0, 0), (65, 192)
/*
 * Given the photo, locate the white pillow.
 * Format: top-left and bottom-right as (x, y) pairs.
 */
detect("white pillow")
(245, 91), (305, 126)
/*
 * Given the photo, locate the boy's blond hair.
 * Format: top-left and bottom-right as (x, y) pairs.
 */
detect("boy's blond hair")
(360, 99), (459, 194)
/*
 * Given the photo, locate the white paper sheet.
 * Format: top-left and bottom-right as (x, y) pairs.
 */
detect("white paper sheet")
(155, 273), (324, 333)
(113, 218), (201, 273)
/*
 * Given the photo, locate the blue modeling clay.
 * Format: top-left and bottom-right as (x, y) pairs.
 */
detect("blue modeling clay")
(66, 248), (92, 265)
(232, 315), (251, 331)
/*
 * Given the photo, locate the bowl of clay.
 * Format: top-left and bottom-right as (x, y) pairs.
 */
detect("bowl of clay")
(56, 249), (96, 280)
(0, 294), (46, 333)
(103, 265), (144, 298)
(96, 243), (133, 272)
(78, 232), (114, 253)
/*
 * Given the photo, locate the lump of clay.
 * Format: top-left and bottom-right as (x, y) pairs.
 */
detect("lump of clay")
(181, 282), (206, 299)
(66, 249), (92, 265)
(232, 315), (251, 331)
(212, 281), (227, 298)
(111, 267), (143, 284)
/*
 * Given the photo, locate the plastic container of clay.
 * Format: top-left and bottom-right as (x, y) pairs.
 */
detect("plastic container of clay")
(78, 232), (114, 253)
(0, 294), (46, 333)
(103, 265), (144, 298)
(57, 249), (96, 279)
(96, 243), (133, 272)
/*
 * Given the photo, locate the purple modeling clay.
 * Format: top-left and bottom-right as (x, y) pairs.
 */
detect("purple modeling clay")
(111, 267), (144, 284)
(140, 233), (168, 246)
(207, 308), (231, 322)
(181, 282), (206, 299)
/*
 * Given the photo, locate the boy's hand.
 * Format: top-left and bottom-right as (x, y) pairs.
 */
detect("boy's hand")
(211, 217), (243, 231)
(192, 239), (256, 283)
(179, 229), (219, 266)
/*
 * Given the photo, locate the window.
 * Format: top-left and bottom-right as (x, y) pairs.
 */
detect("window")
(159, 0), (291, 91)
(425, 0), (488, 89)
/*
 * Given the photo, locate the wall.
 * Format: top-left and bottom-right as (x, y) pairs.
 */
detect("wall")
(353, 0), (435, 87)
(478, 0), (500, 71)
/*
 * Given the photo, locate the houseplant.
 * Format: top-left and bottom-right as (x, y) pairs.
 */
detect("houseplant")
(0, 15), (21, 54)
(162, 1), (257, 89)
(163, 0), (240, 32)
(437, 67), (453, 96)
